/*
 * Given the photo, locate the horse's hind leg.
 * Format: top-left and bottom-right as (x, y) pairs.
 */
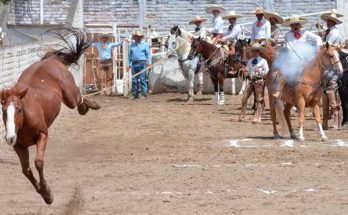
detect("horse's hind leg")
(35, 133), (54, 204)
(13, 144), (41, 194)
(284, 103), (296, 139)
(218, 74), (225, 105)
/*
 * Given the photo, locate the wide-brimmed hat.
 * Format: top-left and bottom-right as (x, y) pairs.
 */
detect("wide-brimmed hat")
(206, 5), (225, 14)
(321, 13), (343, 24)
(99, 33), (112, 40)
(251, 7), (265, 15)
(222, 10), (243, 20)
(264, 11), (284, 24)
(247, 43), (266, 52)
(324, 9), (343, 18)
(189, 16), (207, 25)
(132, 30), (144, 38)
(282, 15), (307, 27)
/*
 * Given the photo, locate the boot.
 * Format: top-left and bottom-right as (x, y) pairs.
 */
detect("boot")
(196, 84), (203, 95)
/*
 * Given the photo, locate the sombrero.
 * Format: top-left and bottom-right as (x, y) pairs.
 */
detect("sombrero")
(282, 15), (307, 27)
(251, 7), (265, 15)
(264, 11), (284, 24)
(222, 11), (243, 20)
(206, 5), (225, 14)
(321, 13), (343, 24)
(132, 30), (144, 38)
(324, 9), (343, 18)
(99, 33), (112, 40)
(189, 16), (207, 25)
(246, 43), (266, 52)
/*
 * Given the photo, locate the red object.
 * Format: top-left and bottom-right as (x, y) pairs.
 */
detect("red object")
(294, 32), (301, 40)
(256, 21), (262, 27)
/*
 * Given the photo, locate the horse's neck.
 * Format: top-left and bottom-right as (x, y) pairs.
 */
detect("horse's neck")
(301, 56), (323, 84)
(262, 45), (276, 66)
(176, 37), (190, 59)
(180, 29), (193, 41)
(201, 41), (217, 60)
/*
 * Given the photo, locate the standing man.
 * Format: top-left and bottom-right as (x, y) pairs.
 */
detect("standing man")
(206, 5), (225, 44)
(251, 7), (271, 43)
(321, 13), (344, 130)
(189, 16), (208, 95)
(238, 43), (269, 124)
(127, 30), (152, 99)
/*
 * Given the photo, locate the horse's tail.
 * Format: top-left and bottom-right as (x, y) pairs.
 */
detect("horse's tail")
(275, 98), (289, 137)
(42, 27), (92, 66)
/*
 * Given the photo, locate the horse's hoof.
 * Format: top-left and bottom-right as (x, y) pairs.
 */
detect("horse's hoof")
(186, 98), (193, 103)
(274, 134), (280, 139)
(290, 133), (297, 139)
(321, 136), (328, 142)
(38, 186), (54, 205)
(298, 137), (305, 142)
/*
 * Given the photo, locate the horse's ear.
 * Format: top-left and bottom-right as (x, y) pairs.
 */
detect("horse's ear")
(17, 88), (28, 99)
(326, 42), (329, 50)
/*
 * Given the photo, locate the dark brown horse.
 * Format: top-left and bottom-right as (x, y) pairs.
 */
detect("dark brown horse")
(188, 37), (226, 104)
(0, 28), (100, 204)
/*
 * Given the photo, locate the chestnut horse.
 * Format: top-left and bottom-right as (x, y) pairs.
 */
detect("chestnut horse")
(0, 28), (100, 204)
(277, 43), (342, 141)
(188, 37), (226, 105)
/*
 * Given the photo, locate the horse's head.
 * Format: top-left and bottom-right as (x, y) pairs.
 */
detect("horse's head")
(234, 38), (251, 66)
(170, 25), (181, 37)
(319, 42), (343, 73)
(0, 87), (28, 145)
(165, 34), (178, 58)
(188, 37), (203, 60)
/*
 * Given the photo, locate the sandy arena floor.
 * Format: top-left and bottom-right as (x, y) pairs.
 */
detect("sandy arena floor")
(1, 93), (348, 215)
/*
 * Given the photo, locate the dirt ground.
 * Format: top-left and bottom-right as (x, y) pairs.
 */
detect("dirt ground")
(1, 93), (348, 215)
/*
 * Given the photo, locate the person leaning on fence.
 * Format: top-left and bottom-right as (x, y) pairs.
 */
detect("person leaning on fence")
(238, 43), (269, 124)
(251, 7), (271, 44)
(321, 12), (344, 130)
(206, 5), (225, 45)
(127, 30), (152, 99)
(91, 33), (123, 95)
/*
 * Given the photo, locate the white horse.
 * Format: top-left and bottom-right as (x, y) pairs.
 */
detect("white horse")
(166, 27), (203, 101)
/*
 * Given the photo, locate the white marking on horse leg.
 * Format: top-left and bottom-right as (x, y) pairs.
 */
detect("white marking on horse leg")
(318, 124), (328, 141)
(231, 78), (236, 95)
(5, 102), (17, 145)
(214, 92), (219, 104)
(298, 127), (305, 141)
(219, 92), (225, 105)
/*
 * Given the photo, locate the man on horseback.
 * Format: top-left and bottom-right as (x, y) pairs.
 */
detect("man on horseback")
(273, 15), (323, 99)
(264, 11), (284, 45)
(221, 11), (243, 77)
(251, 7), (271, 44)
(206, 5), (225, 45)
(189, 16), (208, 95)
(320, 13), (344, 130)
(238, 43), (269, 124)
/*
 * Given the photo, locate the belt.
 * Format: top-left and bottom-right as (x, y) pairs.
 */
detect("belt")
(132, 60), (147, 65)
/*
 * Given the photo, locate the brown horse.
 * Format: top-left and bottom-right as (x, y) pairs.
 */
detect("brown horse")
(277, 43), (341, 141)
(0, 28), (100, 204)
(188, 37), (226, 105)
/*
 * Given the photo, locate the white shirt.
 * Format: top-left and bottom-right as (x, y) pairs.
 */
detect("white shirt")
(247, 56), (269, 79)
(251, 18), (271, 41)
(209, 16), (224, 34)
(223, 24), (242, 41)
(325, 25), (341, 45)
(285, 30), (323, 48)
(193, 25), (207, 39)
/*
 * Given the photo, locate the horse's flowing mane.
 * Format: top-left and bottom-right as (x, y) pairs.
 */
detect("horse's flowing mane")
(41, 27), (92, 66)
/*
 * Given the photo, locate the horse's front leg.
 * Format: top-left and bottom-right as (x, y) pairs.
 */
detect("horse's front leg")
(313, 103), (328, 141)
(187, 76), (194, 102)
(35, 132), (54, 204)
(13, 144), (41, 192)
(297, 97), (306, 141)
(218, 73), (225, 105)
(231, 78), (236, 95)
(211, 77), (219, 104)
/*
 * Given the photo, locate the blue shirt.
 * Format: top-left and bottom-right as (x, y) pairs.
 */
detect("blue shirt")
(92, 42), (122, 61)
(128, 40), (152, 66)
